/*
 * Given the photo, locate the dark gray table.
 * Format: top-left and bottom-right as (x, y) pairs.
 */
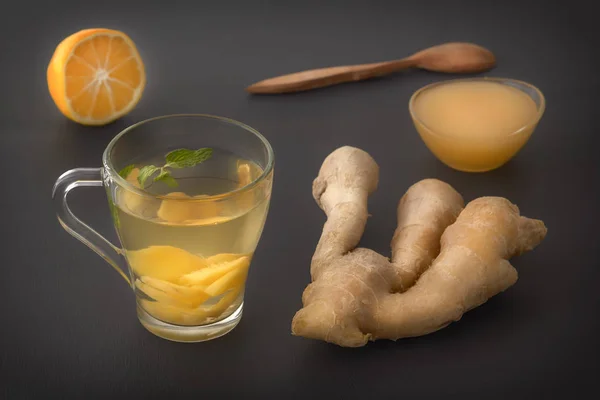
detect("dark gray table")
(2, 0), (598, 398)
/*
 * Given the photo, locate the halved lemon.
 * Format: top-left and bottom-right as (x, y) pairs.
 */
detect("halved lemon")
(47, 28), (146, 126)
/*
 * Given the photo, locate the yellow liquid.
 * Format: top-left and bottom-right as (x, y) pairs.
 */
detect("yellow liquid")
(113, 152), (271, 326)
(412, 80), (539, 172)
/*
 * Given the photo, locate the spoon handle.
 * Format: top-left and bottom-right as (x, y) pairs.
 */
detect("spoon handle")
(246, 58), (417, 94)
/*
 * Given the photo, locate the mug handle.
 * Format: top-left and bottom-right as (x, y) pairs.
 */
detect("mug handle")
(52, 168), (131, 285)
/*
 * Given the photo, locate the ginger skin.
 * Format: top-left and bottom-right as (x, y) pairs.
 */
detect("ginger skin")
(291, 146), (547, 347)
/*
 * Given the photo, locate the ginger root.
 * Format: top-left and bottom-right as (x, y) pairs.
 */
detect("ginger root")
(291, 146), (547, 347)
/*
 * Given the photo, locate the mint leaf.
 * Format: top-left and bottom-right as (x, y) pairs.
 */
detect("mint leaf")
(163, 175), (178, 187)
(155, 170), (178, 187)
(137, 165), (160, 188)
(165, 149), (195, 166)
(119, 164), (136, 179)
(132, 147), (212, 190)
(166, 148), (213, 169)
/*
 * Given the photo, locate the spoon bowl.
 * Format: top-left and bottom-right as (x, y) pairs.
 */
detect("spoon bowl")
(409, 43), (496, 73)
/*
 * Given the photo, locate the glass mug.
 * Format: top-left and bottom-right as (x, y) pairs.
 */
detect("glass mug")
(52, 115), (274, 342)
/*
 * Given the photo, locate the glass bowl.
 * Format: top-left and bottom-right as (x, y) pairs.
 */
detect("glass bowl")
(409, 77), (545, 172)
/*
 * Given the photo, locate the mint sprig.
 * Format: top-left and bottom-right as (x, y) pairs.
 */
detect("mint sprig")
(119, 147), (213, 189)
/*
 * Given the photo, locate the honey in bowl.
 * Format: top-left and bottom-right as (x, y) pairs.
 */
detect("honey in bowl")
(410, 78), (545, 172)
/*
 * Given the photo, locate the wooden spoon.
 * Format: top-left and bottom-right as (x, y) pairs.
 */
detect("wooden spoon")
(246, 42), (496, 94)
